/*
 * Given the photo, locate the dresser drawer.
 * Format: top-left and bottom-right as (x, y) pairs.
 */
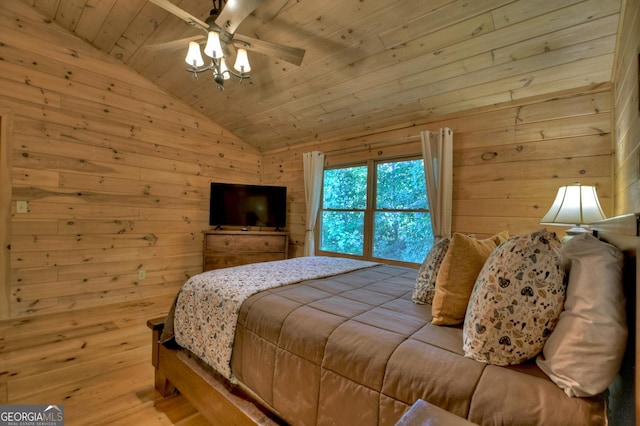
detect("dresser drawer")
(204, 252), (287, 270)
(202, 230), (289, 271)
(205, 234), (287, 253)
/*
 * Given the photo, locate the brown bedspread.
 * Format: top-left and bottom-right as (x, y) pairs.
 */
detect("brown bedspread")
(230, 264), (605, 426)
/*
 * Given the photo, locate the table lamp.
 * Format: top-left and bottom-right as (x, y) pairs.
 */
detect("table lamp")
(540, 182), (606, 235)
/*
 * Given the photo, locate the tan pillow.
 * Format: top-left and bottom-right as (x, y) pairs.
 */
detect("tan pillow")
(536, 232), (626, 396)
(431, 231), (509, 325)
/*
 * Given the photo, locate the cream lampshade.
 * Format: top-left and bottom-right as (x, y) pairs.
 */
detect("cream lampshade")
(203, 31), (224, 59)
(220, 58), (231, 80)
(185, 41), (204, 67)
(540, 182), (606, 234)
(234, 48), (251, 73)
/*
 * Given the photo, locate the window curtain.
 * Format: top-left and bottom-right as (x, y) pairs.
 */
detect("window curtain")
(303, 151), (325, 256)
(421, 128), (453, 241)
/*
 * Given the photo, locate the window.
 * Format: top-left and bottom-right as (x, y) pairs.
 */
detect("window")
(318, 158), (433, 264)
(320, 165), (367, 256)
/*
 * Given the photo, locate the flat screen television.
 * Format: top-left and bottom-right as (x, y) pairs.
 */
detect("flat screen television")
(209, 182), (287, 230)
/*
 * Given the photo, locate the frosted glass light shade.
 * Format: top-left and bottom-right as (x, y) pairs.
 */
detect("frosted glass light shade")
(185, 41), (204, 67)
(204, 31), (224, 59)
(540, 183), (606, 226)
(234, 48), (251, 72)
(220, 58), (231, 80)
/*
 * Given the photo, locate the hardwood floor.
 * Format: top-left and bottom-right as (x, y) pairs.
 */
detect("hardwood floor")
(0, 295), (210, 425)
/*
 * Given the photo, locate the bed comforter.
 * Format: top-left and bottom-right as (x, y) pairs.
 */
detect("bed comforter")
(229, 263), (605, 425)
(171, 256), (378, 381)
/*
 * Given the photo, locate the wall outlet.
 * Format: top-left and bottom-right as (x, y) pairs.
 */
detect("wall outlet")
(16, 201), (28, 213)
(138, 269), (146, 280)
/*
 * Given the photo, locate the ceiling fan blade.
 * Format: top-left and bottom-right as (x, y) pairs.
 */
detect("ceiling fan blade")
(215, 0), (267, 34)
(233, 33), (305, 66)
(148, 0), (209, 32)
(146, 35), (206, 52)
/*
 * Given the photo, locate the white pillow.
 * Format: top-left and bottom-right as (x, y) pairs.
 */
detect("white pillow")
(536, 232), (627, 397)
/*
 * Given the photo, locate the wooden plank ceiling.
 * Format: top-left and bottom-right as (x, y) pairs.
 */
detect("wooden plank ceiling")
(20, 0), (622, 152)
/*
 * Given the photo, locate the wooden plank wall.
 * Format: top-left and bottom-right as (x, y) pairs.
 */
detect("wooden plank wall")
(0, 2), (262, 319)
(263, 86), (614, 259)
(613, 0), (640, 214)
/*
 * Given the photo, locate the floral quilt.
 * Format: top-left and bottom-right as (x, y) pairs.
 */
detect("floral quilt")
(172, 256), (379, 381)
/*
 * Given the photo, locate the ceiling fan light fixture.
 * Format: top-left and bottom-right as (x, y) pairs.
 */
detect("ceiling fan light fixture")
(151, 0), (303, 88)
(234, 48), (251, 73)
(185, 41), (205, 67)
(150, 0), (304, 90)
(203, 31), (224, 59)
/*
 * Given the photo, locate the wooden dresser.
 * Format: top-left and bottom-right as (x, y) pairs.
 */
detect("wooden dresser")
(202, 230), (289, 271)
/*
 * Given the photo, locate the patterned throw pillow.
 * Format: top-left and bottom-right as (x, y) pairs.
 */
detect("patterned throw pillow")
(431, 231), (509, 325)
(463, 229), (566, 365)
(412, 237), (450, 305)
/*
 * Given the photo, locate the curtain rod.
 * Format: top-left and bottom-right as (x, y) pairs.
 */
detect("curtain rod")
(322, 134), (422, 155)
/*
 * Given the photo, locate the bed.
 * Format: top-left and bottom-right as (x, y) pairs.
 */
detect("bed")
(148, 213), (639, 425)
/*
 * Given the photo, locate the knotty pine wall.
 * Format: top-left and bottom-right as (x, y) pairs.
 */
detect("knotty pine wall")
(0, 1), (624, 319)
(263, 86), (614, 258)
(0, 3), (262, 319)
(613, 0), (640, 214)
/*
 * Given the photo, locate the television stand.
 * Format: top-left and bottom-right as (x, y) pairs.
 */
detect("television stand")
(202, 230), (289, 271)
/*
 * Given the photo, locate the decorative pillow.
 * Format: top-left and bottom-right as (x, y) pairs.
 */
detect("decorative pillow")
(463, 229), (565, 365)
(412, 237), (450, 305)
(431, 231), (509, 325)
(536, 232), (627, 397)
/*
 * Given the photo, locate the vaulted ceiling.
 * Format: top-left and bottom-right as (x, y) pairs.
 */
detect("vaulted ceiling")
(21, 0), (623, 152)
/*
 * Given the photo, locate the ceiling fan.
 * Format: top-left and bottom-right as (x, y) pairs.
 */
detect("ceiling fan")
(148, 0), (306, 90)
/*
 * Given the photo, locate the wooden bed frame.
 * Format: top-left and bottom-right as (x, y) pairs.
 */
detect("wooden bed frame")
(147, 317), (281, 425)
(148, 213), (639, 425)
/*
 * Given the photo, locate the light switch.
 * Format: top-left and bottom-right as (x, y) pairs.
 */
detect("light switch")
(16, 201), (28, 213)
